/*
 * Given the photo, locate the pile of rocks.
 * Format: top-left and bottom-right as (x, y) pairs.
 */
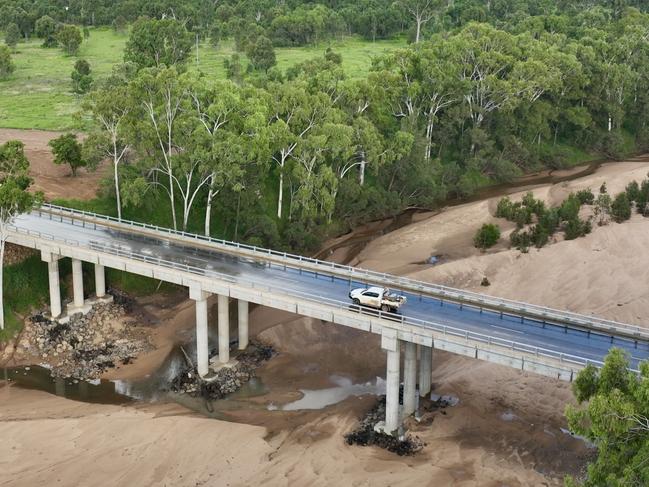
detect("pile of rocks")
(25, 302), (151, 380)
(345, 398), (425, 456)
(170, 341), (274, 399)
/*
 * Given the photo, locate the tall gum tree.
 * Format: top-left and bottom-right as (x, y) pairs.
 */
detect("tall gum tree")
(83, 82), (131, 220)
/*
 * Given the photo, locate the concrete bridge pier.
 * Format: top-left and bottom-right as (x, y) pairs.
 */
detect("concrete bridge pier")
(403, 341), (418, 417)
(238, 299), (249, 350)
(190, 285), (211, 377)
(94, 264), (106, 298)
(419, 345), (432, 397)
(41, 251), (62, 319)
(382, 331), (401, 435)
(71, 258), (84, 309)
(218, 294), (229, 363)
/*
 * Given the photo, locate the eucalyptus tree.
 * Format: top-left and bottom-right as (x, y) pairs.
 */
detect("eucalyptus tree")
(127, 67), (208, 231)
(188, 76), (269, 236)
(396, 0), (440, 43)
(83, 79), (132, 220)
(124, 18), (193, 70)
(267, 80), (332, 219)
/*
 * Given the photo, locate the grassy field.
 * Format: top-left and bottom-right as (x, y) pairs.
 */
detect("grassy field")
(0, 28), (405, 131)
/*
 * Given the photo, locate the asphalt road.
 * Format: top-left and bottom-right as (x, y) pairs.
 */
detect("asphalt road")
(12, 211), (649, 370)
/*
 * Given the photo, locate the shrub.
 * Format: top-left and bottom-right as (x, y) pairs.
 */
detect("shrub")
(559, 194), (581, 221)
(0, 45), (15, 79)
(5, 23), (20, 49)
(495, 196), (514, 219)
(474, 223), (501, 250)
(611, 192), (632, 222)
(71, 59), (93, 93)
(576, 188), (595, 205)
(625, 180), (640, 202)
(564, 217), (591, 240)
(510, 230), (531, 251)
(57, 24), (83, 55)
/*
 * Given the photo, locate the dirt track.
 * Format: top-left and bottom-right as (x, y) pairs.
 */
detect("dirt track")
(0, 128), (109, 201)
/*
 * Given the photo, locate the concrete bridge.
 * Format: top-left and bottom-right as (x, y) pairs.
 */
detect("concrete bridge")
(7, 204), (649, 434)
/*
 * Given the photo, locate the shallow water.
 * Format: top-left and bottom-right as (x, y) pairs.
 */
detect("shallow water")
(0, 345), (269, 418)
(275, 375), (386, 411)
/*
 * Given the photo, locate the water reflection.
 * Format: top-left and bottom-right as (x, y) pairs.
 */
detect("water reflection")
(275, 375), (386, 411)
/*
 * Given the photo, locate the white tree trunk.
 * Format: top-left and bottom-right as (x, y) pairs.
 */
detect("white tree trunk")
(359, 153), (366, 186)
(113, 152), (122, 221)
(204, 182), (214, 237)
(608, 115), (613, 132)
(415, 18), (422, 43)
(277, 168), (284, 219)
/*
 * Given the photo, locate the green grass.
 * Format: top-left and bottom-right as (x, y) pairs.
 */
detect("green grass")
(0, 29), (405, 131)
(0, 254), (51, 341)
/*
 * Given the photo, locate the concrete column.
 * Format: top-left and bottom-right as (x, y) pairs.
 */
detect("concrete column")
(94, 264), (106, 298)
(218, 294), (229, 363)
(384, 341), (401, 434)
(195, 296), (209, 377)
(189, 284), (211, 378)
(71, 258), (84, 308)
(47, 260), (62, 318)
(238, 299), (249, 350)
(403, 341), (417, 417)
(419, 345), (432, 397)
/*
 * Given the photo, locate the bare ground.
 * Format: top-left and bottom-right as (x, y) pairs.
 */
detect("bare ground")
(0, 128), (109, 201)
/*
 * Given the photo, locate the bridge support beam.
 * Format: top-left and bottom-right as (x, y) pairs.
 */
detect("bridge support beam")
(238, 299), (249, 350)
(42, 251), (62, 319)
(383, 332), (401, 435)
(94, 264), (106, 298)
(419, 345), (432, 397)
(218, 294), (229, 363)
(71, 258), (84, 309)
(190, 285), (211, 378)
(403, 341), (417, 417)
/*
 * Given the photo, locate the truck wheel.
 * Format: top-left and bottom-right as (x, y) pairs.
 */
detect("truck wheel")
(381, 304), (390, 312)
(353, 298), (360, 306)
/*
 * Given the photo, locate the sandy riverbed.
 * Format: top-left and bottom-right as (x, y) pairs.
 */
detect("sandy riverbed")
(2, 152), (649, 486)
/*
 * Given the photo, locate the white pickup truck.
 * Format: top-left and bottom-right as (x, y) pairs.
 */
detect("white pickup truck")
(349, 286), (407, 313)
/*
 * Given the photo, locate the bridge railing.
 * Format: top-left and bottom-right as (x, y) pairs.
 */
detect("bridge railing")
(8, 221), (621, 375)
(35, 203), (649, 341)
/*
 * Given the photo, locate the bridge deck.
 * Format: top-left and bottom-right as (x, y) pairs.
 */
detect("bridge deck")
(10, 209), (649, 372)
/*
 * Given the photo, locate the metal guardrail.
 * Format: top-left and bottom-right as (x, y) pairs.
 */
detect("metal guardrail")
(34, 203), (649, 341)
(7, 221), (625, 374)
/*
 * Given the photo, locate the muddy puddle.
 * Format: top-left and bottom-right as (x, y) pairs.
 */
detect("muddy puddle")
(1, 347), (389, 418)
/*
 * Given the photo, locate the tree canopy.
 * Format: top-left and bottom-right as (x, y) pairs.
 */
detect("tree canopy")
(566, 349), (649, 486)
